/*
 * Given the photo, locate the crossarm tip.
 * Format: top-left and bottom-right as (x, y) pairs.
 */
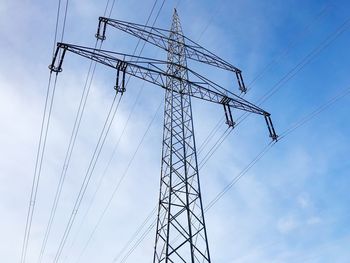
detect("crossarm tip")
(264, 115), (278, 141)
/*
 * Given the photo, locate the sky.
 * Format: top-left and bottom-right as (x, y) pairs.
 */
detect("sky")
(0, 0), (350, 262)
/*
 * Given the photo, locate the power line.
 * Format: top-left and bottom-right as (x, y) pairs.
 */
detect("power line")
(246, 5), (333, 90)
(52, 0), (62, 56)
(59, 0), (70, 43)
(53, 93), (122, 263)
(204, 142), (274, 212)
(278, 86), (350, 140)
(196, 0), (230, 41)
(103, 0), (118, 18)
(40, 1), (120, 261)
(63, 81), (146, 263)
(199, 127), (232, 169)
(205, 85), (350, 211)
(108, 0), (119, 18)
(112, 206), (158, 263)
(197, 116), (225, 155)
(75, 102), (162, 263)
(21, 73), (58, 263)
(38, 40), (101, 263)
(119, 219), (156, 263)
(66, 2), (167, 260)
(235, 15), (350, 126)
(258, 17), (350, 105)
(103, 0), (112, 17)
(21, 0), (70, 261)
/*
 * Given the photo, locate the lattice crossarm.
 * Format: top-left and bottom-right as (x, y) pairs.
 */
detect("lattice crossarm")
(48, 43), (277, 140)
(96, 16), (247, 93)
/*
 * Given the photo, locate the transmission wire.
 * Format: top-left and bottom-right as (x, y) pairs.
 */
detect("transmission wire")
(20, 0), (69, 261)
(40, 0), (121, 260)
(112, 206), (158, 263)
(59, 0), (70, 43)
(52, 93), (122, 263)
(278, 86), (350, 140)
(52, 0), (62, 56)
(246, 5), (332, 90)
(197, 116), (225, 155)
(258, 18), (350, 105)
(64, 26), (158, 263)
(21, 73), (58, 263)
(204, 85), (350, 211)
(75, 102), (162, 263)
(204, 142), (274, 212)
(235, 16), (350, 126)
(38, 40), (101, 263)
(67, 1), (166, 260)
(119, 219), (157, 263)
(198, 127), (232, 169)
(103, 0), (111, 17)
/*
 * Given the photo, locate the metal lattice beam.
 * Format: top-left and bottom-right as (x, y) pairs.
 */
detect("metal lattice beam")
(95, 15), (247, 93)
(49, 43), (277, 140)
(153, 10), (211, 263)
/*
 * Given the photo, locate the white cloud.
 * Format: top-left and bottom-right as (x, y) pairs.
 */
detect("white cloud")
(297, 193), (311, 209)
(306, 216), (322, 226)
(277, 216), (299, 234)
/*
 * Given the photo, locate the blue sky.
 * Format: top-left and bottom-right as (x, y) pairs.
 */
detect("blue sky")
(0, 0), (350, 262)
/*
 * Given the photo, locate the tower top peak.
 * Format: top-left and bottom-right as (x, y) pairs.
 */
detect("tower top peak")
(171, 8), (183, 33)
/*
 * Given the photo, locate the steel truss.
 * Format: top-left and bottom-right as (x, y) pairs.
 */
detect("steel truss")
(49, 8), (278, 263)
(153, 10), (210, 263)
(95, 15), (247, 93)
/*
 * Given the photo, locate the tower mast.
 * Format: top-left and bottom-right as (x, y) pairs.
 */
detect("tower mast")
(153, 10), (211, 263)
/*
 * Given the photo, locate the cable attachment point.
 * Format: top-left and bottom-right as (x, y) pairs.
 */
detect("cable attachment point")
(95, 17), (107, 41)
(114, 61), (127, 94)
(264, 114), (278, 141)
(221, 96), (235, 127)
(48, 44), (67, 73)
(235, 70), (247, 94)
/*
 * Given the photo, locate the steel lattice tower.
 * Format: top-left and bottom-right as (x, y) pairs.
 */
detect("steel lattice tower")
(49, 8), (278, 263)
(153, 10), (211, 263)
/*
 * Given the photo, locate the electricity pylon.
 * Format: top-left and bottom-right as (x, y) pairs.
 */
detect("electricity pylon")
(50, 9), (277, 263)
(153, 10), (211, 263)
